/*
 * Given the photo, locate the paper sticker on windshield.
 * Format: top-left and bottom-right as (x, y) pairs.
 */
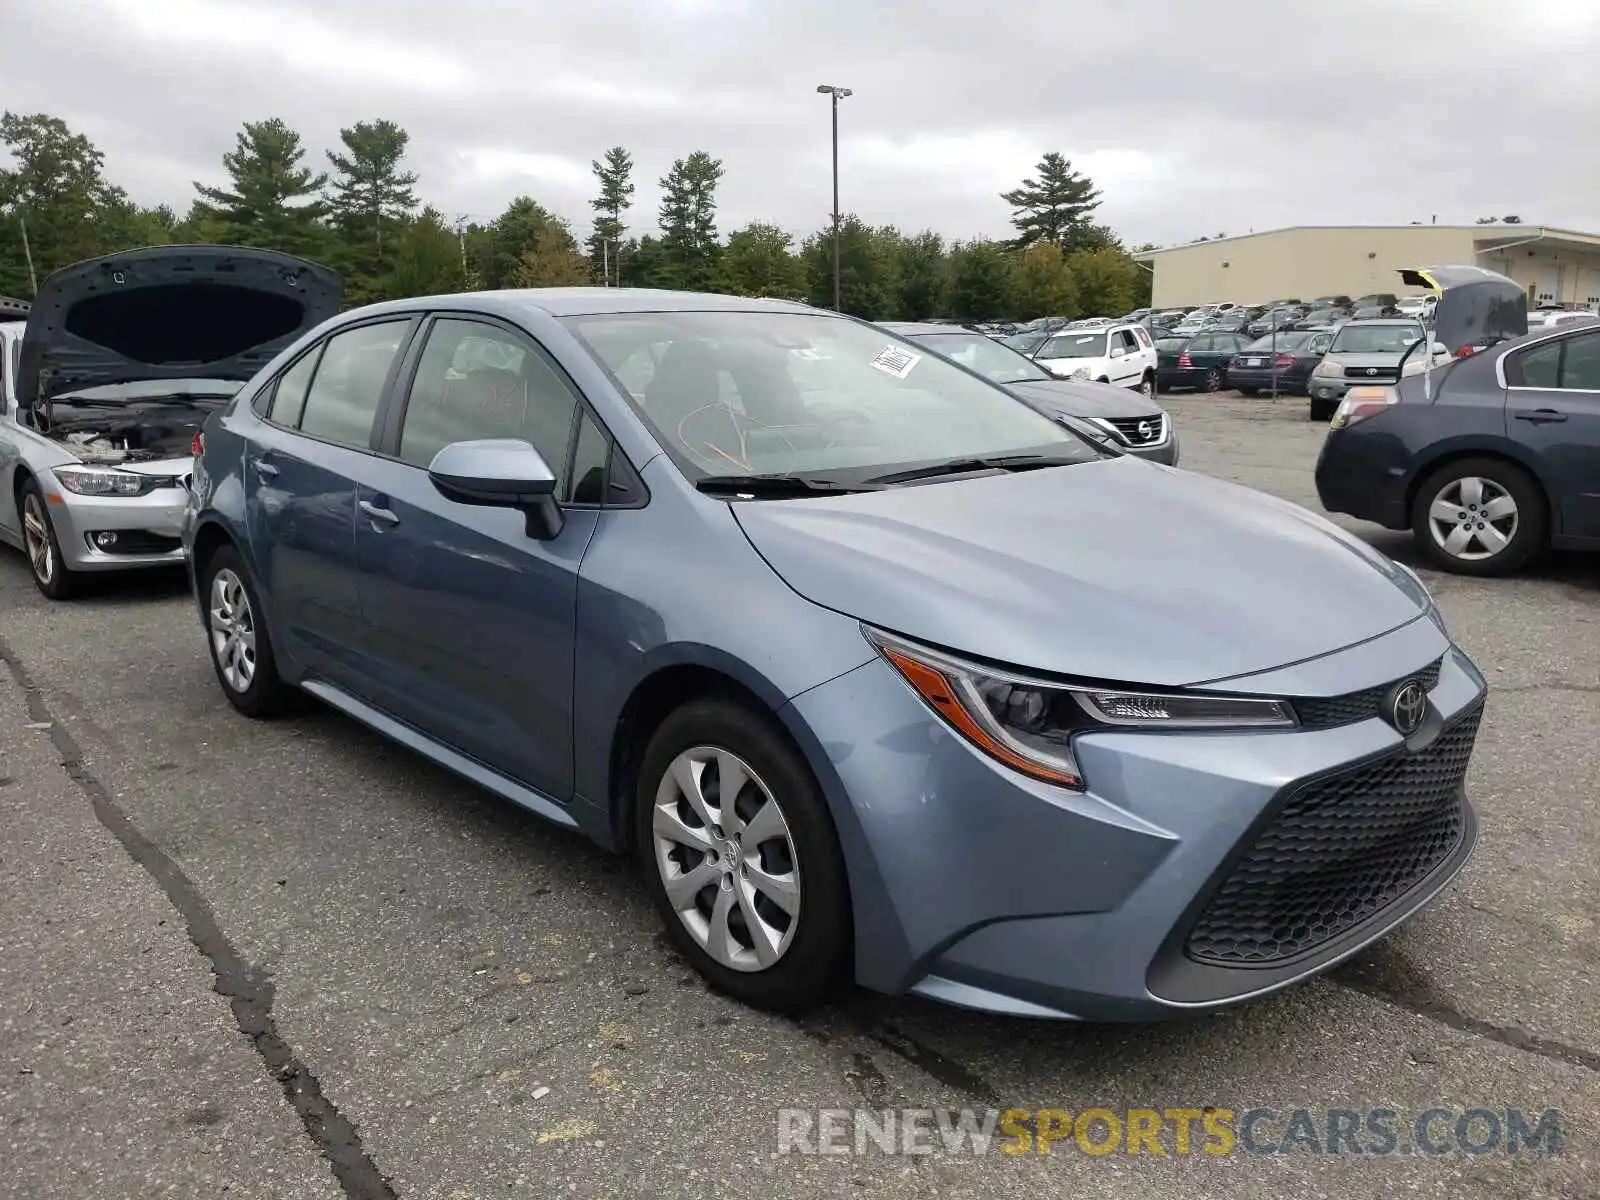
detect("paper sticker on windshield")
(870, 345), (921, 378)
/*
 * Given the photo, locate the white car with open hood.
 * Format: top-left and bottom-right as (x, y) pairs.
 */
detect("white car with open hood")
(0, 245), (342, 598)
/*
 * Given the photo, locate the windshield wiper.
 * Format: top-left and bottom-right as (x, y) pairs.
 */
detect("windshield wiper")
(864, 453), (1081, 486)
(695, 474), (878, 497)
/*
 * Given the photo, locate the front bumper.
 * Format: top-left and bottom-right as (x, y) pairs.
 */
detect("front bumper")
(44, 481), (190, 572)
(786, 614), (1484, 1020)
(1314, 425), (1412, 530)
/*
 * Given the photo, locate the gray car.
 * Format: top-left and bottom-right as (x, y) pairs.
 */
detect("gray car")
(0, 245), (341, 598)
(185, 287), (1486, 1019)
(1305, 319), (1430, 420)
(880, 322), (1177, 464)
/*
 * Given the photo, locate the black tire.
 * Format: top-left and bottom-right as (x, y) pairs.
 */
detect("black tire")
(1204, 368), (1223, 392)
(1140, 371), (1158, 400)
(634, 697), (851, 1014)
(1309, 397), (1336, 421)
(1237, 386), (1259, 397)
(198, 544), (294, 717)
(17, 477), (83, 600)
(1410, 457), (1547, 577)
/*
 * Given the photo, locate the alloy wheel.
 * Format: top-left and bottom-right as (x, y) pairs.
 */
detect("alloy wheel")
(208, 568), (258, 693)
(1427, 476), (1518, 561)
(651, 746), (801, 972)
(1205, 369), (1223, 392)
(21, 493), (53, 585)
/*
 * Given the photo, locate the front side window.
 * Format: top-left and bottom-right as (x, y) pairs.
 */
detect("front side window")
(918, 333), (1050, 384)
(297, 321), (408, 449)
(565, 309), (1089, 481)
(397, 318), (579, 486)
(1558, 331), (1600, 389)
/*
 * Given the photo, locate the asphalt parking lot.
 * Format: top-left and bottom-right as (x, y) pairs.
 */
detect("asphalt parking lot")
(1, 392), (1596, 1200)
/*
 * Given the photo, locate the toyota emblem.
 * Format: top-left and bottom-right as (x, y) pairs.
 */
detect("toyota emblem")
(1137, 419), (1153, 440)
(1385, 679), (1428, 736)
(1366, 367), (1378, 376)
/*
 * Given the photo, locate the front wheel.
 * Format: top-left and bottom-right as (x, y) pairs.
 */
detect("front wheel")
(636, 698), (850, 1013)
(18, 478), (82, 600)
(1410, 458), (1546, 576)
(1309, 397), (1336, 421)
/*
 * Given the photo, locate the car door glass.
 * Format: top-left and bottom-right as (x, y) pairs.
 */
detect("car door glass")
(1189, 336), (1213, 354)
(266, 349), (319, 426)
(1557, 331), (1600, 389)
(297, 321), (407, 448)
(1515, 340), (1562, 389)
(398, 318), (579, 489)
(567, 411), (610, 505)
(1116, 330), (1138, 353)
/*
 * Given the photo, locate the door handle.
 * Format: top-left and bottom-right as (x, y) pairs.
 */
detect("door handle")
(250, 457), (279, 478)
(358, 499), (400, 527)
(1514, 409), (1568, 424)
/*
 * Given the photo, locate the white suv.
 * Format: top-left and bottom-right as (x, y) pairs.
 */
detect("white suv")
(1033, 323), (1159, 398)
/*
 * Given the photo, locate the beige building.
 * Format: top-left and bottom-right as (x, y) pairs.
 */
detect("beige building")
(1134, 224), (1600, 311)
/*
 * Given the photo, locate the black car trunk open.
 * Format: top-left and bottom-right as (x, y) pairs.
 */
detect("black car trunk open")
(17, 245), (342, 462)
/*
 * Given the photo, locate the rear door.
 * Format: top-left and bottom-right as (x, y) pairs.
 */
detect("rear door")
(1505, 329), (1600, 539)
(352, 314), (601, 800)
(243, 316), (416, 692)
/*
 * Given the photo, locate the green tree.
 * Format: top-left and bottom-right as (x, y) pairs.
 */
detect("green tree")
(623, 234), (669, 289)
(586, 146), (634, 284)
(721, 222), (805, 298)
(890, 230), (947, 320)
(946, 239), (1018, 320)
(1064, 247), (1143, 317)
(325, 119), (418, 257)
(1014, 242), (1076, 319)
(472, 196), (573, 289)
(192, 118), (331, 257)
(0, 112), (126, 292)
(1001, 152), (1103, 251)
(800, 214), (898, 318)
(657, 150), (724, 290)
(380, 207), (466, 300)
(509, 214), (591, 286)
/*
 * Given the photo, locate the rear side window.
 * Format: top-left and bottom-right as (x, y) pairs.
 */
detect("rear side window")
(1189, 336), (1214, 352)
(1514, 341), (1562, 389)
(265, 349), (319, 425)
(298, 321), (409, 449)
(1508, 331), (1600, 390)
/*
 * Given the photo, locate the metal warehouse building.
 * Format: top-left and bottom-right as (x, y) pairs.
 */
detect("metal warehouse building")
(1134, 224), (1600, 311)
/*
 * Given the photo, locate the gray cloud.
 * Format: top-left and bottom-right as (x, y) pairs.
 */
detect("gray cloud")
(7, 0), (1599, 247)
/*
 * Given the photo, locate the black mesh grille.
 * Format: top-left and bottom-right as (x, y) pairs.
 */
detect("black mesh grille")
(1185, 701), (1482, 966)
(1293, 658), (1443, 729)
(1103, 414), (1167, 445)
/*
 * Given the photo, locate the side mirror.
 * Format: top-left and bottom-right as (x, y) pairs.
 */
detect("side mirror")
(428, 438), (565, 540)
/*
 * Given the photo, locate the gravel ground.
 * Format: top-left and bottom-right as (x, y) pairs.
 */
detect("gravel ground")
(0, 391), (1595, 1199)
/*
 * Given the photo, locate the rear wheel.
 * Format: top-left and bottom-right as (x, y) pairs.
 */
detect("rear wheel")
(201, 545), (294, 717)
(1140, 372), (1157, 400)
(636, 698), (850, 1014)
(1410, 458), (1546, 576)
(18, 478), (82, 600)
(1204, 368), (1224, 392)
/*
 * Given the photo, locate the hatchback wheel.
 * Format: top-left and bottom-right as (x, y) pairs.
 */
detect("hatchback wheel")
(636, 698), (849, 1013)
(1411, 458), (1546, 577)
(1140, 372), (1157, 400)
(1204, 368), (1224, 392)
(202, 545), (293, 717)
(18, 478), (81, 599)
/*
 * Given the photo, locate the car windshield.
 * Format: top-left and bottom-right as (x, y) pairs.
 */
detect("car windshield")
(564, 309), (1094, 482)
(1243, 331), (1312, 352)
(912, 332), (1052, 384)
(1003, 331), (1048, 353)
(1038, 333), (1109, 359)
(1329, 324), (1423, 354)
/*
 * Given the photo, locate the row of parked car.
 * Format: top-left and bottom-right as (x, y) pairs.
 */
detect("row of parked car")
(0, 244), (1502, 1027)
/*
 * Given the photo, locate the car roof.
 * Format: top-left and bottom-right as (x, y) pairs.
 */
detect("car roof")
(341, 286), (818, 321)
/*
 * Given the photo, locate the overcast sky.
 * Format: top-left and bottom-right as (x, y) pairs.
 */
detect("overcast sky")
(7, 0), (1600, 248)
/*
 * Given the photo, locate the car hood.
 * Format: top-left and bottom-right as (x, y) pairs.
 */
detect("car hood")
(1006, 378), (1158, 419)
(1326, 351), (1408, 368)
(731, 457), (1427, 686)
(17, 245), (342, 405)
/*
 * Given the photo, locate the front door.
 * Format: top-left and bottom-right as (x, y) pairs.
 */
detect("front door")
(352, 316), (598, 802)
(1504, 328), (1600, 539)
(242, 318), (413, 691)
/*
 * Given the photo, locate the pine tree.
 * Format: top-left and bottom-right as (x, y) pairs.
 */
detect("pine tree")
(325, 119), (418, 255)
(657, 151), (724, 291)
(586, 146), (634, 285)
(1001, 152), (1103, 251)
(193, 118), (330, 257)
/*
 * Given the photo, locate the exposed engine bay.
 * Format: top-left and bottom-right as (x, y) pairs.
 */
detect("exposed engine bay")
(29, 395), (218, 465)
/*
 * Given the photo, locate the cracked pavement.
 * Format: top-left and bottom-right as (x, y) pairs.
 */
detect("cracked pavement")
(0, 392), (1596, 1198)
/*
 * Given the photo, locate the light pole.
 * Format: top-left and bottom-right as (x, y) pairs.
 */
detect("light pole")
(816, 84), (852, 311)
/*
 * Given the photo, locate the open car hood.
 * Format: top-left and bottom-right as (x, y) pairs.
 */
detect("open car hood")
(1399, 265), (1526, 352)
(17, 245), (342, 406)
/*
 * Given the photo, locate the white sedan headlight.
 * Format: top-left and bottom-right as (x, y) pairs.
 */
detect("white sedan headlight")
(52, 465), (163, 497)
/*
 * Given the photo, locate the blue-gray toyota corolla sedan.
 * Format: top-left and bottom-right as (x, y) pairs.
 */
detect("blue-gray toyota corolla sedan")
(184, 288), (1488, 1020)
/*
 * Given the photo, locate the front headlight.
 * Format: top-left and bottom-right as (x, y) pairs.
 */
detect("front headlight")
(1314, 357), (1342, 378)
(52, 465), (162, 497)
(865, 628), (1298, 790)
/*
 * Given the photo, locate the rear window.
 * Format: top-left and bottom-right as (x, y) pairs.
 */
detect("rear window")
(1156, 337), (1189, 351)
